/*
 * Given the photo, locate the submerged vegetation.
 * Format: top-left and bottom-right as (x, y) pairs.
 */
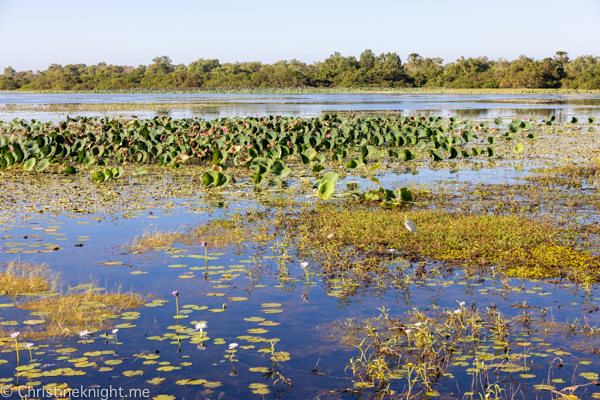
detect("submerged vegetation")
(3, 51), (600, 91)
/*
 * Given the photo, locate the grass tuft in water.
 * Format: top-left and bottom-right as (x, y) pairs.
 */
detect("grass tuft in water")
(0, 262), (57, 295)
(3, 288), (144, 339)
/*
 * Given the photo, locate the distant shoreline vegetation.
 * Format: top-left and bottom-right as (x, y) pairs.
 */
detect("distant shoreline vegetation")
(2, 51), (600, 91)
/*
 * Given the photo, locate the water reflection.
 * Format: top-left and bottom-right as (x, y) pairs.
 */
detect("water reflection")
(1, 93), (600, 122)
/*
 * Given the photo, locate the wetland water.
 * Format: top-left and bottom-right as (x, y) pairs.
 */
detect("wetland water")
(2, 92), (600, 121)
(0, 94), (600, 399)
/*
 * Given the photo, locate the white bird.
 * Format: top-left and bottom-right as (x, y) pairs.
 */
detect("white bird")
(404, 215), (417, 233)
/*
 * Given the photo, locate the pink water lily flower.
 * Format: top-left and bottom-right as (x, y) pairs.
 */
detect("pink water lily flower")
(326, 133), (331, 138)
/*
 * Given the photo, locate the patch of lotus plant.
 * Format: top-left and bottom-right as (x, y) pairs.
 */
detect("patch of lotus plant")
(0, 114), (537, 198)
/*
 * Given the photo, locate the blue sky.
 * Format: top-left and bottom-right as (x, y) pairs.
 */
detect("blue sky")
(1, 0), (599, 72)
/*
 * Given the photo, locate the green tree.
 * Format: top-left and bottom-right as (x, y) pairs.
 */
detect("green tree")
(3, 66), (16, 76)
(146, 56), (175, 75)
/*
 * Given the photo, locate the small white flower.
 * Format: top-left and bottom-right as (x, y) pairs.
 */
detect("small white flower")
(327, 234), (334, 239)
(414, 322), (422, 327)
(79, 330), (90, 338)
(405, 329), (411, 334)
(10, 332), (20, 339)
(229, 343), (238, 350)
(454, 309), (462, 314)
(300, 262), (308, 269)
(112, 329), (119, 335)
(25, 343), (34, 349)
(459, 301), (466, 307)
(195, 322), (207, 331)
(388, 249), (395, 253)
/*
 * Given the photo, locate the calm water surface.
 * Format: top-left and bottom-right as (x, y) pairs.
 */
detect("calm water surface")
(1, 93), (600, 121)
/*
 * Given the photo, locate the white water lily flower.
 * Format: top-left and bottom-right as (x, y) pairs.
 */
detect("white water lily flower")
(78, 330), (90, 338)
(388, 249), (395, 253)
(459, 301), (466, 306)
(414, 322), (422, 327)
(10, 332), (20, 339)
(25, 343), (34, 349)
(405, 329), (411, 334)
(300, 262), (308, 269)
(229, 343), (239, 350)
(112, 329), (119, 335)
(454, 309), (462, 314)
(195, 322), (207, 331)
(327, 234), (334, 239)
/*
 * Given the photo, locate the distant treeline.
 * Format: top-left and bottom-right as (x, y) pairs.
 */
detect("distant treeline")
(2, 51), (600, 91)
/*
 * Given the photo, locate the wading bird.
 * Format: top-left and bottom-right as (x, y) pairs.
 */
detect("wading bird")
(405, 215), (417, 233)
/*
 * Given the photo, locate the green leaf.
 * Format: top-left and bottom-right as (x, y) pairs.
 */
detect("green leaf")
(201, 171), (216, 186)
(449, 147), (458, 159)
(487, 147), (495, 157)
(134, 167), (147, 175)
(214, 172), (230, 187)
(36, 158), (50, 172)
(429, 150), (443, 161)
(83, 156), (95, 166)
(271, 161), (291, 178)
(322, 172), (339, 185)
(61, 166), (77, 175)
(92, 170), (106, 183)
(369, 160), (381, 171)
(494, 117), (503, 125)
(571, 117), (578, 124)
(312, 164), (324, 173)
(588, 117), (596, 123)
(302, 148), (317, 161)
(253, 172), (266, 185)
(317, 180), (335, 200)
(346, 158), (364, 169)
(23, 158), (36, 171)
(114, 166), (126, 178)
(400, 188), (413, 202)
(487, 136), (496, 145)
(403, 149), (416, 162)
(513, 143), (524, 154)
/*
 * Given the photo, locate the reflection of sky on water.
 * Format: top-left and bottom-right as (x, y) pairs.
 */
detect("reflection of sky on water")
(1, 93), (600, 122)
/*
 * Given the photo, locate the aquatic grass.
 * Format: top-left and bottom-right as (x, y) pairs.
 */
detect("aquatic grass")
(291, 206), (600, 280)
(127, 229), (184, 252)
(524, 160), (600, 188)
(337, 302), (600, 398)
(0, 262), (58, 295)
(3, 288), (144, 339)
